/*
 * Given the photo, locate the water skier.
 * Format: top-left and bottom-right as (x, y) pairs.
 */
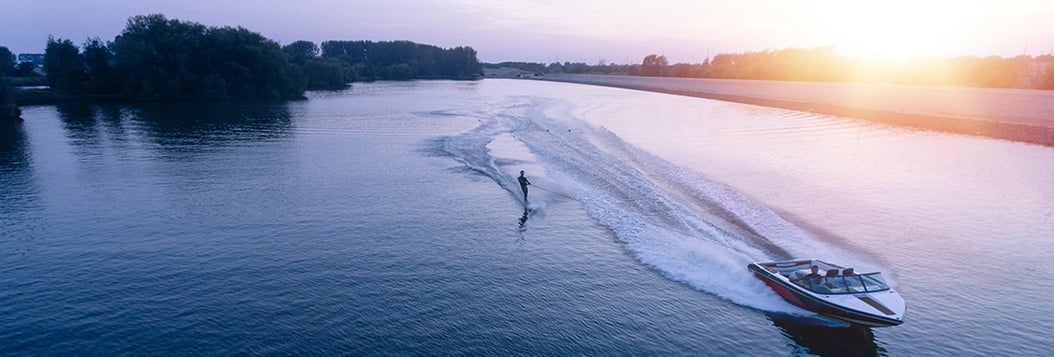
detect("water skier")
(518, 170), (531, 202)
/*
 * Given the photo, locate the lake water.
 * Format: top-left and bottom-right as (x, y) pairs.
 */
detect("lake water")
(2, 79), (1052, 355)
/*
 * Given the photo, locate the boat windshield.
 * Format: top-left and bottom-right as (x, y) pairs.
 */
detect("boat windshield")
(794, 272), (890, 294)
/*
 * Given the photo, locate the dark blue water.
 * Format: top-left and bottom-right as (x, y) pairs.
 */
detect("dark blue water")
(2, 80), (1051, 355)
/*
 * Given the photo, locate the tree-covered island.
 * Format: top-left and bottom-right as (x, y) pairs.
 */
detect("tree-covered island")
(3, 14), (482, 108)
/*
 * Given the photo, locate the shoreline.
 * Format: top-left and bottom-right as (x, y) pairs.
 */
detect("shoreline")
(532, 74), (1054, 147)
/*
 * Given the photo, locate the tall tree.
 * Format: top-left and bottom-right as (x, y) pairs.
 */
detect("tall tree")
(0, 74), (20, 119)
(43, 37), (85, 93)
(446, 46), (482, 79)
(283, 40), (319, 66)
(199, 25), (301, 99)
(302, 57), (352, 89)
(111, 14), (208, 100)
(110, 14), (302, 100)
(641, 54), (668, 76)
(0, 46), (14, 76)
(82, 37), (116, 94)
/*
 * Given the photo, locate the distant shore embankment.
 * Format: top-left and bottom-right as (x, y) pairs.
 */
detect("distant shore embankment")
(534, 74), (1054, 147)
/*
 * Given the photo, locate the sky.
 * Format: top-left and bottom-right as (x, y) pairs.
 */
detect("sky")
(2, 0), (1053, 64)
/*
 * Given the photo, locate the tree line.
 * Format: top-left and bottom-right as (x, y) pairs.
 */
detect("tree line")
(0, 74), (18, 119)
(499, 46), (1054, 90)
(1, 47), (24, 118)
(319, 40), (482, 81)
(2, 14), (483, 105)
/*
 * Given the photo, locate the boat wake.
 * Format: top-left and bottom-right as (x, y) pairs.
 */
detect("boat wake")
(431, 95), (880, 315)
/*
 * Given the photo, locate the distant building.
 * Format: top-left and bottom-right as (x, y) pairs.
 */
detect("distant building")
(17, 53), (44, 67)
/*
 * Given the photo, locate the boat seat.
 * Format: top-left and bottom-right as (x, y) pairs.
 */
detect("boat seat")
(826, 269), (839, 277)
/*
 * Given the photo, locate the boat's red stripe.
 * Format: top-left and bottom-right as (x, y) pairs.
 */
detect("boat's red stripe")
(754, 272), (806, 307)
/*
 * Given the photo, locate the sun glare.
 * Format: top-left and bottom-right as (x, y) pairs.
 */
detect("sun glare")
(819, 1), (982, 61)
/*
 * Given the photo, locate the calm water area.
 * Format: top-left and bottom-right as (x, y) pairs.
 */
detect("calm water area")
(1, 79), (1052, 355)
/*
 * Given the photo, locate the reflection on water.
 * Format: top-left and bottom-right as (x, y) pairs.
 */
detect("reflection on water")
(769, 314), (886, 356)
(56, 102), (101, 148)
(518, 207), (529, 232)
(54, 103), (126, 160)
(0, 119), (29, 170)
(49, 102), (294, 159)
(0, 119), (39, 247)
(127, 102), (293, 146)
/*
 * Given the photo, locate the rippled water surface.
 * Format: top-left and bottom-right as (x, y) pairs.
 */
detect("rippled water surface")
(1, 80), (1051, 355)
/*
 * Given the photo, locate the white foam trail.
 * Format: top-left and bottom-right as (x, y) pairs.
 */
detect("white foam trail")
(435, 95), (880, 314)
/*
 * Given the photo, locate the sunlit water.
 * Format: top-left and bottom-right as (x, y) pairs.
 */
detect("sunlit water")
(1, 79), (1051, 355)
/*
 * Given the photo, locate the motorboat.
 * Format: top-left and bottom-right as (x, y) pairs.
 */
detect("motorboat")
(748, 258), (905, 327)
